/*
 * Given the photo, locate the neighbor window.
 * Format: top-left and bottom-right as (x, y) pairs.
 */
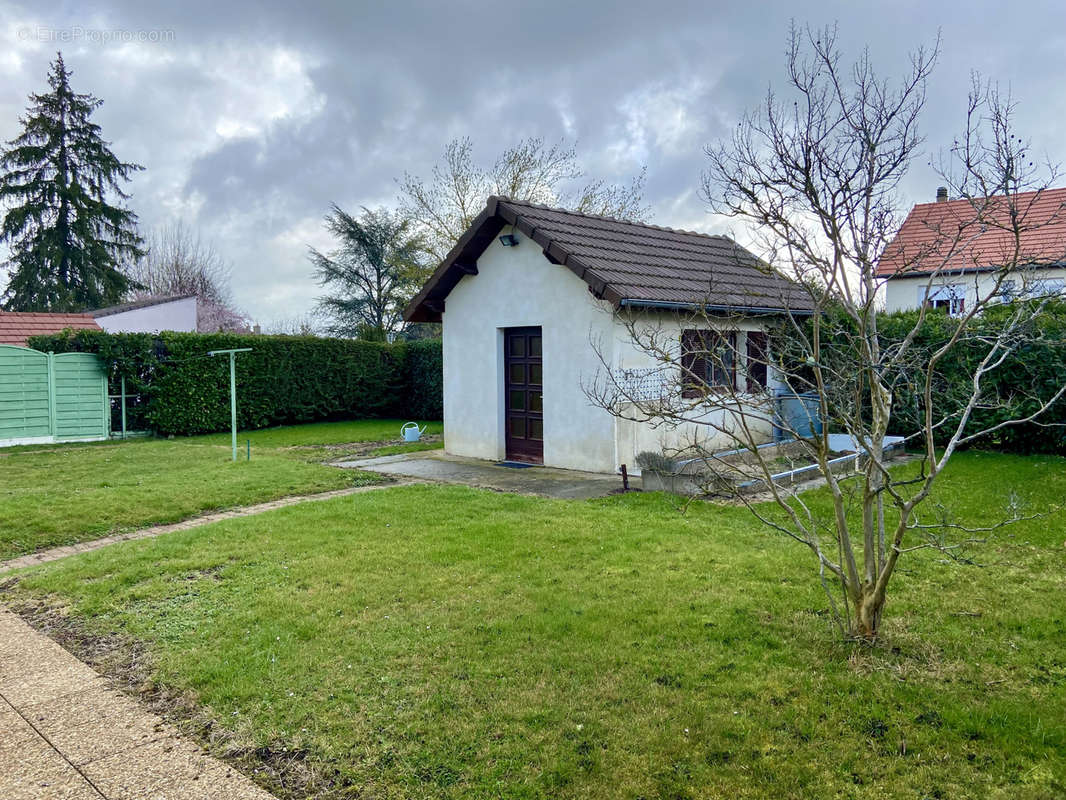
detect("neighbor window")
(921, 284), (966, 316)
(1027, 278), (1065, 298)
(681, 329), (736, 397)
(998, 278), (1064, 302)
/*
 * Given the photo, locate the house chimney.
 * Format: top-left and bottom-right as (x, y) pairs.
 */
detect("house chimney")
(936, 186), (948, 202)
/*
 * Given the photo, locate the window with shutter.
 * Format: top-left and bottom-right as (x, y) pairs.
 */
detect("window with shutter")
(681, 329), (736, 395)
(746, 331), (769, 392)
(680, 329), (707, 398)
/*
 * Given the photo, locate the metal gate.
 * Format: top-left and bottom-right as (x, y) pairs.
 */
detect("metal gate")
(0, 345), (109, 446)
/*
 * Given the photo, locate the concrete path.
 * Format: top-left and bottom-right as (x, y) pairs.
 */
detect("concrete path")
(0, 609), (274, 800)
(1, 481), (417, 575)
(333, 451), (622, 500)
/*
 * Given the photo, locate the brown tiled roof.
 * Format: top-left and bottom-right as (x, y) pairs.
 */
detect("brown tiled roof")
(0, 312), (101, 346)
(405, 197), (814, 322)
(877, 187), (1066, 277)
(90, 293), (196, 318)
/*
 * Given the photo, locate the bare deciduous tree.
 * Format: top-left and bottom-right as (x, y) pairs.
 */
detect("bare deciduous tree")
(588, 25), (1066, 641)
(261, 312), (325, 336)
(399, 136), (649, 264)
(129, 221), (248, 332)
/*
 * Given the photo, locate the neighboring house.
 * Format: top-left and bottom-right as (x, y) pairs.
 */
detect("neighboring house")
(90, 294), (198, 333)
(0, 312), (101, 346)
(405, 197), (813, 473)
(879, 186), (1066, 314)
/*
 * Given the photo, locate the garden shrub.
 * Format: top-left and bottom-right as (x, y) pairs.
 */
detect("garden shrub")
(879, 303), (1066, 454)
(403, 338), (444, 421)
(777, 302), (1066, 455)
(28, 330), (443, 436)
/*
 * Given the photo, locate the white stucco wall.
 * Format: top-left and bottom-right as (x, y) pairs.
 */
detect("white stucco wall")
(611, 314), (777, 469)
(883, 267), (1066, 313)
(441, 234), (618, 473)
(441, 234), (780, 474)
(95, 297), (198, 333)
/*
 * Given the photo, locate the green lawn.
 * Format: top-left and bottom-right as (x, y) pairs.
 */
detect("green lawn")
(189, 419), (442, 449)
(0, 418), (437, 559)
(7, 451), (1065, 799)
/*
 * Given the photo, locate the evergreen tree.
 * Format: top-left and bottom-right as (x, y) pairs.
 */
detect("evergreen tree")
(310, 205), (425, 338)
(0, 53), (145, 311)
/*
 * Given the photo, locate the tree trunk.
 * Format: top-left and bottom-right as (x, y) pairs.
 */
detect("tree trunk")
(854, 589), (885, 641)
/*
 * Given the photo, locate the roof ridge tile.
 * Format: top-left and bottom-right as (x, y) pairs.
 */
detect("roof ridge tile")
(492, 195), (730, 241)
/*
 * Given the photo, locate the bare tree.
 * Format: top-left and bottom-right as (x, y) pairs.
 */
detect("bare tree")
(129, 221), (248, 332)
(588, 25), (1066, 641)
(261, 312), (325, 336)
(399, 136), (649, 264)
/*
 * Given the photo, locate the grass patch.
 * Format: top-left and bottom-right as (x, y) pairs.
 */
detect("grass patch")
(8, 451), (1065, 799)
(188, 419), (442, 449)
(0, 440), (357, 559)
(365, 440), (444, 458)
(0, 418), (435, 559)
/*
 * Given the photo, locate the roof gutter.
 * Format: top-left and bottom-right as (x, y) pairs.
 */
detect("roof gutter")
(877, 259), (1066, 281)
(618, 299), (815, 316)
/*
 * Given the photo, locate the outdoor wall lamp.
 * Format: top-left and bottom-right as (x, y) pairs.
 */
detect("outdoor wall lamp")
(499, 233), (519, 247)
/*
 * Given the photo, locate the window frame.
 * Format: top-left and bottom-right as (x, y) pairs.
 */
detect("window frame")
(745, 330), (769, 392)
(680, 329), (737, 398)
(920, 283), (967, 317)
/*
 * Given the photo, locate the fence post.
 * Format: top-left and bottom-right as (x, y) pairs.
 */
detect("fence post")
(46, 351), (57, 438)
(103, 364), (110, 439)
(120, 375), (127, 439)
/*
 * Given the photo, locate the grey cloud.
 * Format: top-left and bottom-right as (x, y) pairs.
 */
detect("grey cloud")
(2, 0), (1066, 320)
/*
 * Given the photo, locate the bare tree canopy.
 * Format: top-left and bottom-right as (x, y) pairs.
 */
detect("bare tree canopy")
(128, 221), (249, 332)
(398, 136), (649, 264)
(131, 221), (231, 304)
(589, 24), (1066, 642)
(310, 205), (424, 338)
(261, 312), (325, 337)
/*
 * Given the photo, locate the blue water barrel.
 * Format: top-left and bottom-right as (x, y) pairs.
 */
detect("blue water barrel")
(775, 392), (823, 439)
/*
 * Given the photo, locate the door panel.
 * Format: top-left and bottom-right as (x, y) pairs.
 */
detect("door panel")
(504, 326), (543, 463)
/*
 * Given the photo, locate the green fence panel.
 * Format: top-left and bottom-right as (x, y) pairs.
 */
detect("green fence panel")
(53, 352), (108, 441)
(0, 345), (51, 442)
(0, 345), (108, 445)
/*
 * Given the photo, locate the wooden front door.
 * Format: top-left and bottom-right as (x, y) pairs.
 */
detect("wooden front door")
(504, 327), (543, 463)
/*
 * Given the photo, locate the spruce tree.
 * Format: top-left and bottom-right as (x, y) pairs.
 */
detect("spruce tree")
(0, 52), (145, 311)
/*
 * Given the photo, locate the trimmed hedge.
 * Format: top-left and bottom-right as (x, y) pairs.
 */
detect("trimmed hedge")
(28, 330), (442, 436)
(402, 339), (444, 422)
(879, 304), (1066, 454)
(786, 303), (1066, 455)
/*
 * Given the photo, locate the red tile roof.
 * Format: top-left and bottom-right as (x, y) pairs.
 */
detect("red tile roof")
(877, 187), (1066, 277)
(0, 312), (102, 346)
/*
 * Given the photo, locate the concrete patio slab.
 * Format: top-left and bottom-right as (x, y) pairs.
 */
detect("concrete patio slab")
(332, 450), (623, 500)
(0, 608), (276, 800)
(81, 735), (269, 800)
(0, 704), (40, 757)
(0, 663), (104, 708)
(23, 686), (171, 766)
(0, 732), (101, 800)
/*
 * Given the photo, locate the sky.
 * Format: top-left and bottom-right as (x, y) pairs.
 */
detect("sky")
(1, 1), (1065, 324)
